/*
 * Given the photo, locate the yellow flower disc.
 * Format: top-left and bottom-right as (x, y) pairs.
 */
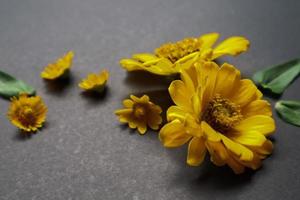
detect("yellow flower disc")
(7, 93), (48, 132)
(115, 95), (162, 134)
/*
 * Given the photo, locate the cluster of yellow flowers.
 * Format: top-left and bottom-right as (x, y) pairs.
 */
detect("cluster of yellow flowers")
(116, 33), (275, 174)
(8, 51), (109, 132)
(7, 32), (275, 174)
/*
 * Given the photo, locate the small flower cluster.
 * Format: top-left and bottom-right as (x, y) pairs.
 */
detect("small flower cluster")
(8, 51), (109, 132)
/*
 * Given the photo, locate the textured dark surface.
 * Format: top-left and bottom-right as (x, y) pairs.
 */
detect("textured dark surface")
(0, 0), (300, 199)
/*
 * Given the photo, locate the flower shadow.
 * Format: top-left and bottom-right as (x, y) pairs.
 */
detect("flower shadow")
(43, 73), (74, 96)
(80, 87), (110, 105)
(124, 71), (177, 89)
(167, 148), (256, 192)
(12, 122), (49, 141)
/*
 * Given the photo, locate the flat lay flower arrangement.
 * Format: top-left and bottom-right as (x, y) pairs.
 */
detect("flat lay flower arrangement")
(1, 32), (300, 174)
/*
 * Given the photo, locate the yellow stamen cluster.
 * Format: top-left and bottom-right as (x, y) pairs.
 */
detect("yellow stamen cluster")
(155, 37), (202, 63)
(202, 94), (242, 132)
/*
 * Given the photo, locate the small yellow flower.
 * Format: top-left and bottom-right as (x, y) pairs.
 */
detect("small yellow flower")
(159, 61), (275, 174)
(78, 70), (109, 92)
(41, 51), (74, 80)
(120, 33), (249, 76)
(115, 95), (162, 134)
(7, 93), (47, 132)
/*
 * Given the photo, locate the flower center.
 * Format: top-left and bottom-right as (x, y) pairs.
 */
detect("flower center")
(19, 106), (36, 126)
(133, 105), (146, 119)
(202, 94), (242, 133)
(154, 37), (202, 63)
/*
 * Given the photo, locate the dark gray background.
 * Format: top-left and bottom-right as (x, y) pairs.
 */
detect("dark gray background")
(0, 0), (300, 199)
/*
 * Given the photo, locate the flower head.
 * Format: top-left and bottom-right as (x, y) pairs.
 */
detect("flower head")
(159, 61), (275, 174)
(7, 93), (47, 132)
(120, 33), (249, 76)
(79, 69), (109, 92)
(41, 51), (74, 80)
(115, 95), (162, 134)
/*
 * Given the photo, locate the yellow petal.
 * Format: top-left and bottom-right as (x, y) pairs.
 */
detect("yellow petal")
(167, 106), (187, 122)
(199, 32), (220, 49)
(187, 137), (206, 166)
(120, 59), (144, 71)
(201, 121), (221, 142)
(226, 155), (245, 174)
(242, 100), (272, 117)
(214, 63), (241, 98)
(248, 139), (273, 156)
(220, 135), (254, 161)
(234, 115), (275, 136)
(132, 53), (158, 62)
(137, 124), (147, 134)
(123, 99), (134, 108)
(159, 120), (191, 148)
(168, 80), (193, 111)
(206, 140), (228, 162)
(212, 36), (250, 59)
(228, 131), (267, 147)
(229, 79), (259, 107)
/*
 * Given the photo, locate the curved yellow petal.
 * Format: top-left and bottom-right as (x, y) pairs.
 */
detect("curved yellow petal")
(168, 80), (193, 111)
(220, 135), (254, 161)
(228, 131), (267, 147)
(229, 79), (259, 107)
(201, 121), (221, 142)
(159, 120), (191, 148)
(132, 53), (158, 62)
(234, 115), (275, 136)
(214, 63), (241, 98)
(167, 106), (187, 122)
(199, 32), (220, 50)
(120, 59), (144, 71)
(212, 36), (250, 59)
(242, 100), (272, 117)
(187, 137), (206, 166)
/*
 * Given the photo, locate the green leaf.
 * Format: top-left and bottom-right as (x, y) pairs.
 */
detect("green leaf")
(0, 70), (35, 99)
(253, 59), (300, 94)
(275, 100), (300, 126)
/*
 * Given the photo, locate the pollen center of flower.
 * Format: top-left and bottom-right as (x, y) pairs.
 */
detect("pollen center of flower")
(155, 37), (202, 63)
(133, 105), (146, 118)
(202, 94), (242, 133)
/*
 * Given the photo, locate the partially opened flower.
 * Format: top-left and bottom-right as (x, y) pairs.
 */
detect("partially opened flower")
(115, 95), (162, 134)
(79, 70), (109, 92)
(120, 33), (249, 76)
(7, 93), (47, 132)
(41, 51), (74, 80)
(159, 61), (275, 174)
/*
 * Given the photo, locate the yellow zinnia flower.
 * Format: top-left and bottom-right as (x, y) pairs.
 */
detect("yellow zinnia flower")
(120, 33), (249, 76)
(115, 95), (162, 134)
(78, 69), (109, 92)
(7, 93), (48, 132)
(159, 61), (275, 174)
(41, 51), (74, 80)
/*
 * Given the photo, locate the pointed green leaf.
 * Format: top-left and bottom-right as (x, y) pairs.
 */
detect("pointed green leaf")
(253, 59), (300, 94)
(275, 100), (300, 126)
(0, 70), (35, 99)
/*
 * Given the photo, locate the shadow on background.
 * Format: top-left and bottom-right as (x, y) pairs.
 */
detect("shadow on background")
(124, 71), (177, 89)
(12, 122), (49, 141)
(80, 87), (110, 105)
(44, 74), (74, 96)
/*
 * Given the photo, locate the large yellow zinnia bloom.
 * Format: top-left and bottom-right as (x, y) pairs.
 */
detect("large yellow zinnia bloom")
(159, 61), (275, 174)
(120, 33), (249, 76)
